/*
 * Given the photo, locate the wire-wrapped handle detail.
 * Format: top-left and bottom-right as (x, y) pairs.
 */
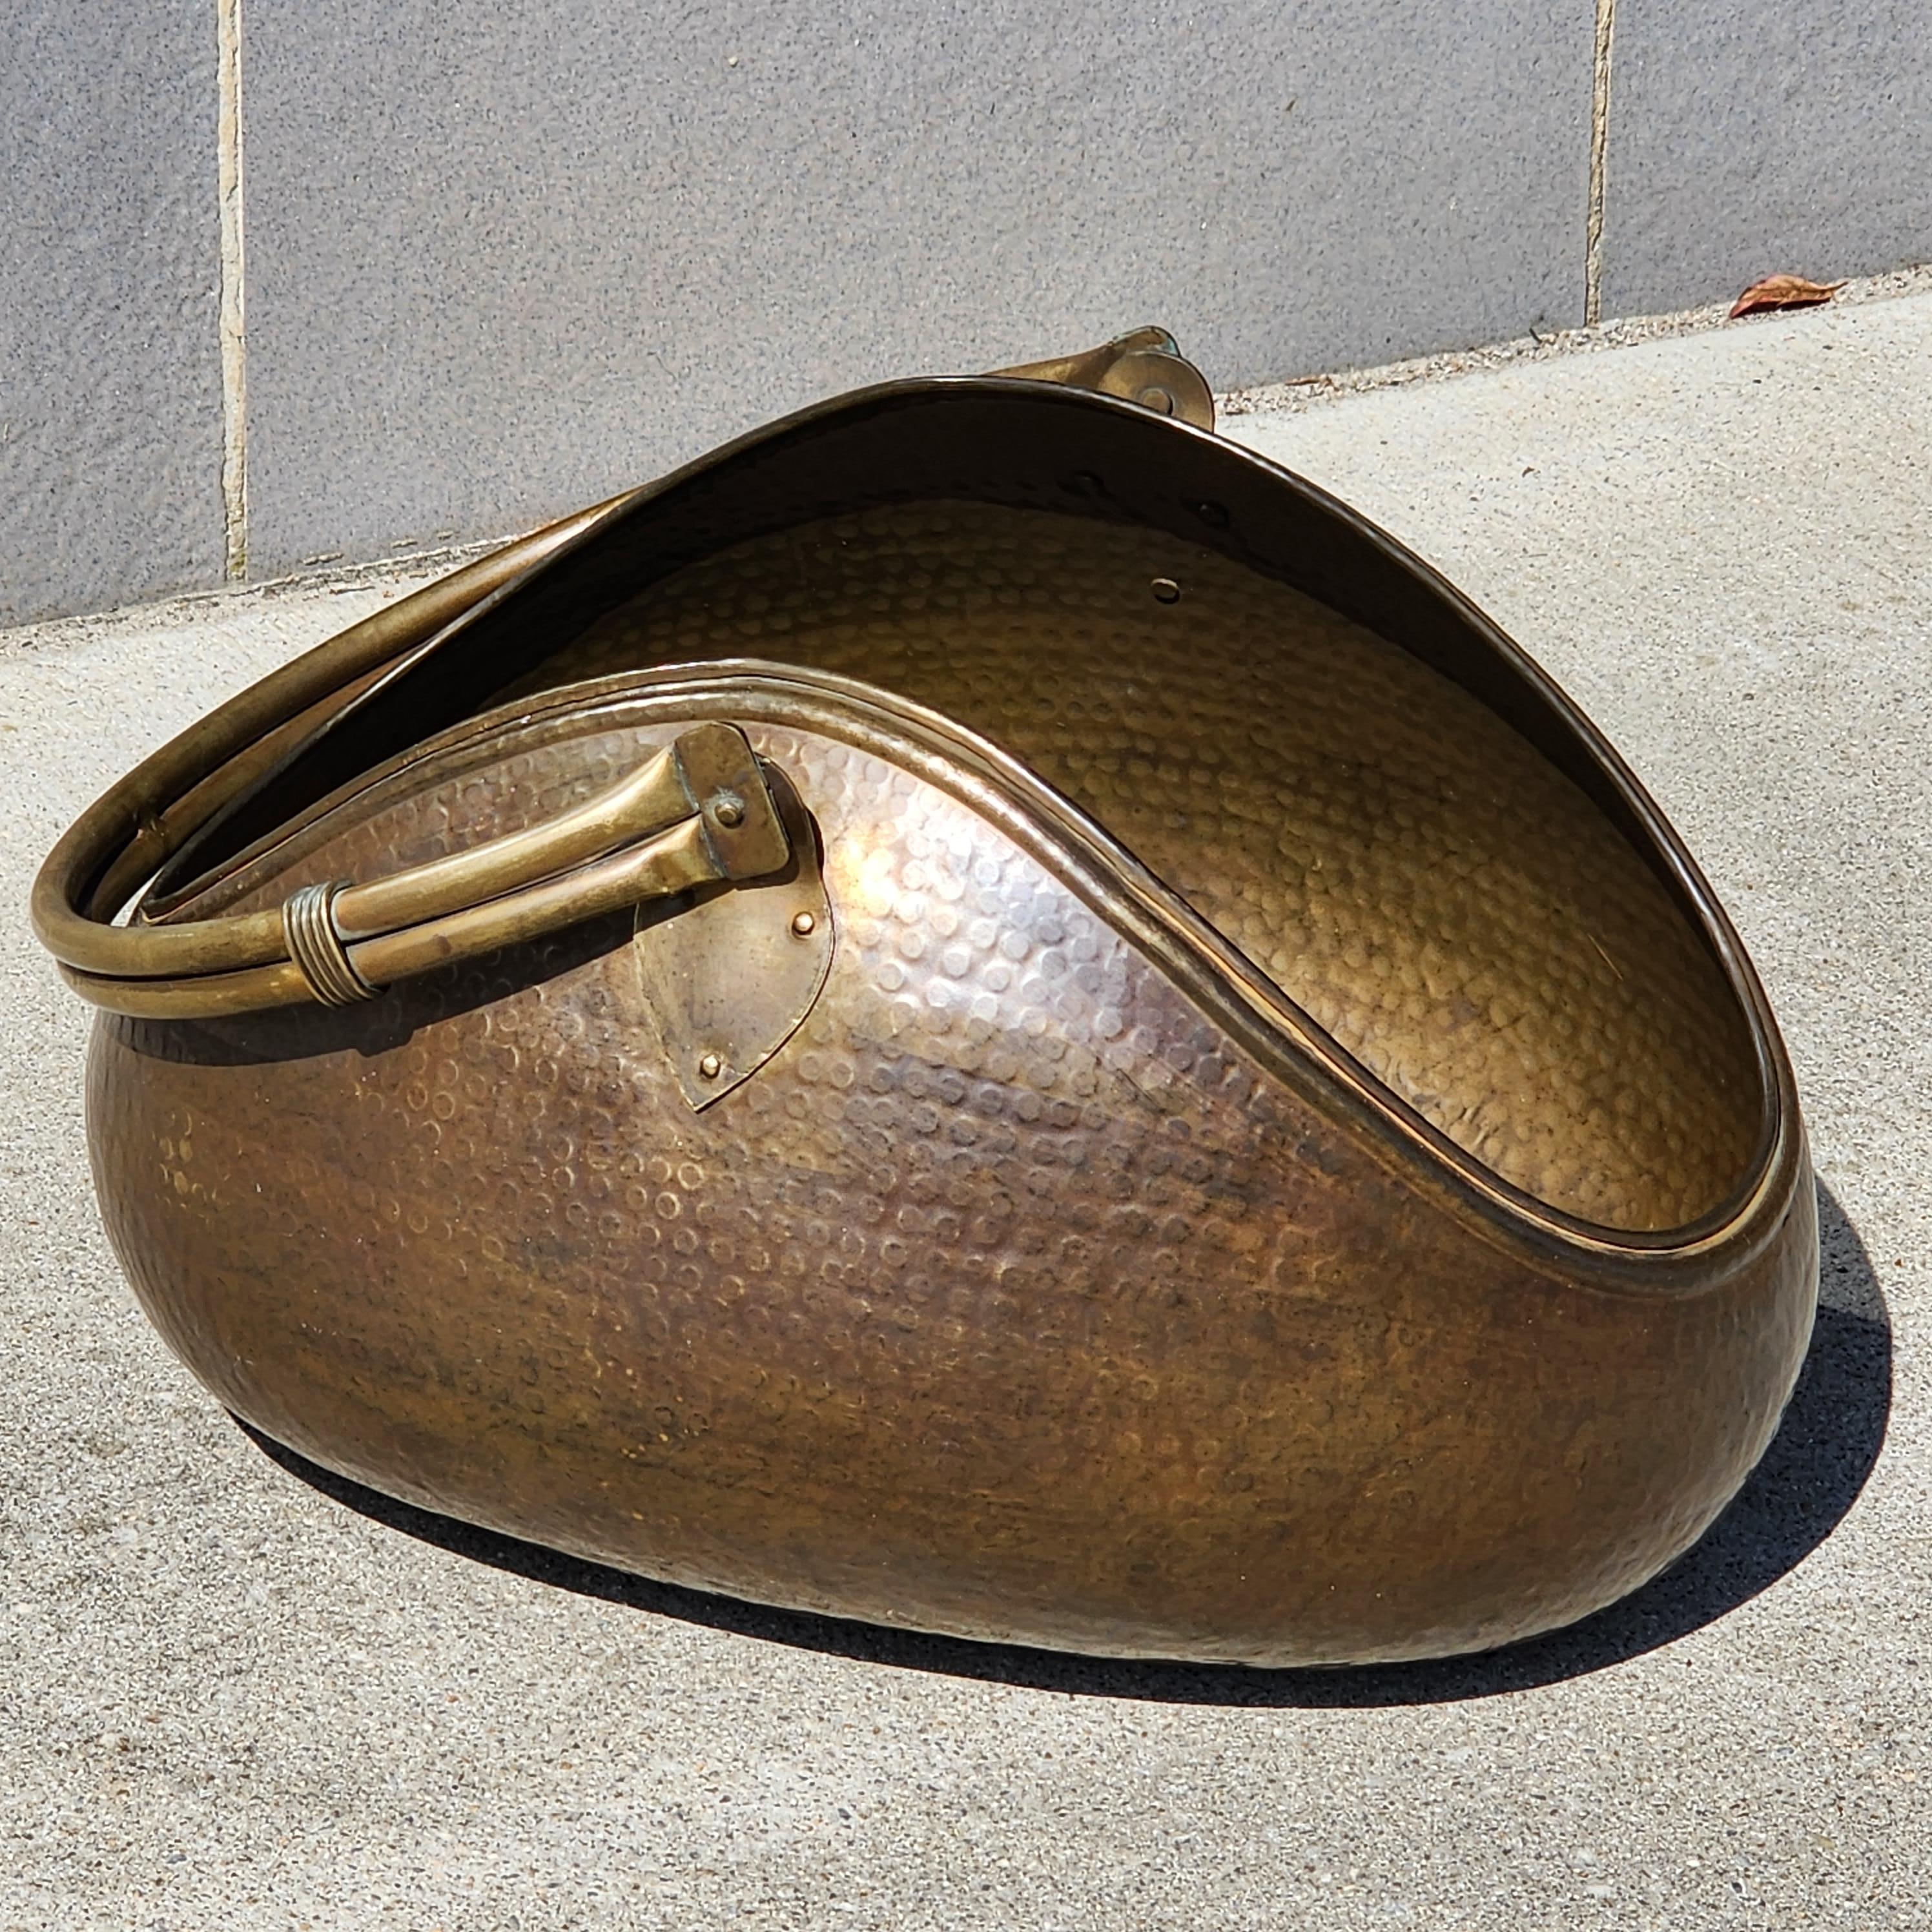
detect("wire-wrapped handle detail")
(282, 882), (378, 1007)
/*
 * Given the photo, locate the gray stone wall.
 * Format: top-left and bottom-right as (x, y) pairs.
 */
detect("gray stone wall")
(1, 1), (225, 625)
(3, 0), (1928, 626)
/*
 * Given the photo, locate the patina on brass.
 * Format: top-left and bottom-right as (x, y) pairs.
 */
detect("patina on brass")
(34, 329), (1818, 1665)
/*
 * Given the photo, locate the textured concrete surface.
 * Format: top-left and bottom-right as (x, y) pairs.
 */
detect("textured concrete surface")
(0, 0), (225, 628)
(240, 0), (1591, 575)
(1604, 0), (1932, 317)
(2, 288), (1927, 1929)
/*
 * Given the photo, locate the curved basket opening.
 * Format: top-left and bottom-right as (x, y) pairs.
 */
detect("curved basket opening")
(506, 496), (1765, 1233)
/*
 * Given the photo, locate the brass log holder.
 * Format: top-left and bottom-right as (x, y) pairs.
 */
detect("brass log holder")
(34, 329), (1818, 1666)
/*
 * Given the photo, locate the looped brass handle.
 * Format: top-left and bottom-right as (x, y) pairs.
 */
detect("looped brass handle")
(47, 723), (792, 1020)
(33, 325), (1212, 1025)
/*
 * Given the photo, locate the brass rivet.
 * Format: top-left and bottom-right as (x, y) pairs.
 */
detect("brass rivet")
(1151, 577), (1181, 604)
(711, 794), (746, 828)
(697, 1052), (723, 1080)
(790, 910), (817, 938)
(1136, 384), (1175, 415)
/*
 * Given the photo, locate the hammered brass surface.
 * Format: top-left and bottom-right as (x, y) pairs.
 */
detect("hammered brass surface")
(87, 697), (1817, 1665)
(516, 500), (1759, 1232)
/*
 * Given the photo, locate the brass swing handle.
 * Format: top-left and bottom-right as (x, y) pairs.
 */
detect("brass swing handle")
(50, 723), (790, 1020)
(33, 327), (1208, 1021)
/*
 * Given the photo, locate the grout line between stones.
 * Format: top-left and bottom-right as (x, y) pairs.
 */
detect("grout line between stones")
(217, 0), (249, 581)
(1585, 0), (1617, 327)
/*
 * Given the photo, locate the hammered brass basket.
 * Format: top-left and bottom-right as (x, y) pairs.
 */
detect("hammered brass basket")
(36, 331), (1816, 1665)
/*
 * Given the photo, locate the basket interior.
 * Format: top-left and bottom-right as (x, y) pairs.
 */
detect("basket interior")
(500, 497), (1763, 1233)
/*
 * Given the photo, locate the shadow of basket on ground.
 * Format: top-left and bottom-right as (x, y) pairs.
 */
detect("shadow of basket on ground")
(246, 1180), (1889, 1709)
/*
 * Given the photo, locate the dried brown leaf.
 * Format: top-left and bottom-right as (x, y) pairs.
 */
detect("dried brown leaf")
(1729, 273), (1847, 319)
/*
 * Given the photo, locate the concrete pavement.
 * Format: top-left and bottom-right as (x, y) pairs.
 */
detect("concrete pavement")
(2, 287), (1928, 1929)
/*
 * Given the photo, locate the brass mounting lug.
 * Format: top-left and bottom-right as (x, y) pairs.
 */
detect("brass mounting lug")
(994, 325), (1216, 432)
